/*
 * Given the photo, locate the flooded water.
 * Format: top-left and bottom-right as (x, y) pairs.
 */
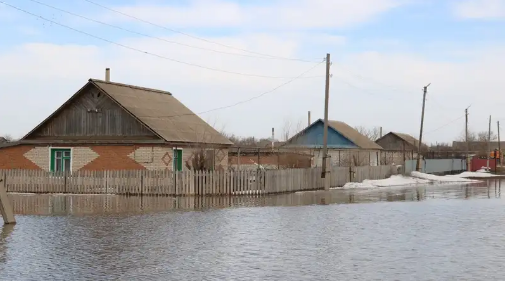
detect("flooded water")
(1, 179), (505, 280)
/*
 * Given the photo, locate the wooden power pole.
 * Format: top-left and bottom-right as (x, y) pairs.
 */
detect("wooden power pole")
(465, 107), (470, 171)
(321, 53), (331, 191)
(416, 83), (430, 171)
(487, 115), (491, 169)
(498, 121), (501, 166)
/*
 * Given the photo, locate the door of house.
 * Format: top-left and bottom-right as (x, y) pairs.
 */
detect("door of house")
(173, 149), (183, 171)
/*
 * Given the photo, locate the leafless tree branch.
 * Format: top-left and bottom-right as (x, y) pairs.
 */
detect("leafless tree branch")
(354, 126), (381, 141)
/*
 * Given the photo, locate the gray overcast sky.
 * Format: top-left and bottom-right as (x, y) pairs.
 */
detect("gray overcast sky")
(1, 0), (504, 143)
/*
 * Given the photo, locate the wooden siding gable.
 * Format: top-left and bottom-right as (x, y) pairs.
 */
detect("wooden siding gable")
(22, 83), (161, 140)
(375, 132), (420, 151)
(284, 120), (359, 149)
(375, 133), (406, 150)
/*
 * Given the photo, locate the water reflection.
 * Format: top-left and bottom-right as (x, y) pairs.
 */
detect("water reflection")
(1, 180), (505, 280)
(6, 179), (501, 216)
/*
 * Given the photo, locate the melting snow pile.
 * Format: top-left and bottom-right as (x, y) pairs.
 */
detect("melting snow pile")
(450, 169), (501, 178)
(410, 171), (477, 182)
(340, 175), (431, 189)
(340, 171), (479, 189)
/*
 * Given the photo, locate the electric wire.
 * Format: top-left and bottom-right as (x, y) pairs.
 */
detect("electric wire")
(1, 1), (321, 79)
(27, 0), (322, 63)
(82, 0), (321, 63)
(140, 60), (325, 119)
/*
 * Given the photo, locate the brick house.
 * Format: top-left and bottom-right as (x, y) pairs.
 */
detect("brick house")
(0, 71), (232, 172)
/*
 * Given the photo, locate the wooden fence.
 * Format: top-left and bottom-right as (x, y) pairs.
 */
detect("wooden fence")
(0, 165), (396, 196)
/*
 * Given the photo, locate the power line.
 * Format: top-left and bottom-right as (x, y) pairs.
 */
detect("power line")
(424, 115), (465, 135)
(336, 77), (460, 124)
(339, 68), (419, 96)
(27, 0), (320, 63)
(1, 1), (323, 79)
(140, 60), (325, 119)
(81, 0), (320, 63)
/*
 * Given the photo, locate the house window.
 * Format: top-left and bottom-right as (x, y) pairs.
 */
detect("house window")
(173, 149), (183, 171)
(50, 148), (71, 172)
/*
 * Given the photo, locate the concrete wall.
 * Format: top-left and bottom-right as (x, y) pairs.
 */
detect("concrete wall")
(0, 145), (228, 171)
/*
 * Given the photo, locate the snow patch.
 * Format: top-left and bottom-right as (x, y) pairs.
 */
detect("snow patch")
(410, 171), (477, 183)
(338, 175), (431, 189)
(451, 171), (501, 178)
(338, 171), (480, 190)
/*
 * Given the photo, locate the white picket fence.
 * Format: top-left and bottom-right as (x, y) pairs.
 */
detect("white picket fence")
(0, 165), (396, 196)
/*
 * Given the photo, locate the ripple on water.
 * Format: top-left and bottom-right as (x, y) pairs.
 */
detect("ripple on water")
(0, 181), (504, 280)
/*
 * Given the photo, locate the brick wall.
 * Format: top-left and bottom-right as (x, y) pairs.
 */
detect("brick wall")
(0, 144), (229, 171)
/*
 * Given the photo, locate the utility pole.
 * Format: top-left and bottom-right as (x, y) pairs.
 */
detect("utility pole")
(498, 121), (501, 166)
(487, 115), (491, 169)
(416, 83), (430, 172)
(321, 53), (331, 191)
(465, 107), (470, 171)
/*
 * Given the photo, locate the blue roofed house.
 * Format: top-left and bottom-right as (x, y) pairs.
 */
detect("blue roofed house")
(282, 119), (384, 167)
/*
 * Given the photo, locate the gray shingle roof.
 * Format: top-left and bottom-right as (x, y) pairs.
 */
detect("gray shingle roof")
(89, 79), (233, 145)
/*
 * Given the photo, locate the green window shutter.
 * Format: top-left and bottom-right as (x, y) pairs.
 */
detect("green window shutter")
(50, 149), (56, 172)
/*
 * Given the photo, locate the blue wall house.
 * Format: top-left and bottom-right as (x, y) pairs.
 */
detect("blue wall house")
(282, 119), (383, 166)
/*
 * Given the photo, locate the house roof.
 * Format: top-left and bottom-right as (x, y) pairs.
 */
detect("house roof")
(392, 132), (425, 148)
(284, 119), (383, 150)
(0, 137), (6, 143)
(327, 120), (383, 150)
(376, 132), (428, 150)
(22, 79), (232, 145)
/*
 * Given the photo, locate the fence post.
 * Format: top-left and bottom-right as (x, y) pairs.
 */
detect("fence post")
(104, 171), (108, 194)
(141, 173), (144, 196)
(64, 171), (67, 194)
(277, 149), (280, 169)
(0, 176), (15, 224)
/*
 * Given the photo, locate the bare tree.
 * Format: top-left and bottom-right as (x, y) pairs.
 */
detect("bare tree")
(183, 117), (230, 171)
(477, 130), (497, 141)
(354, 126), (381, 141)
(281, 118), (292, 141)
(0, 135), (16, 143)
(458, 129), (496, 142)
(281, 117), (304, 141)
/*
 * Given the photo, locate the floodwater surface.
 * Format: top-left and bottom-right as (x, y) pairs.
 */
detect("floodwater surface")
(1, 180), (505, 280)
